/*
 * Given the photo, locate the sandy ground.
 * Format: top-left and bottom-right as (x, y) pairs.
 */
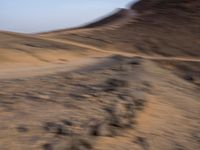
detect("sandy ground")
(0, 54), (199, 150)
(0, 1), (199, 149)
(0, 38), (199, 80)
(0, 37), (199, 150)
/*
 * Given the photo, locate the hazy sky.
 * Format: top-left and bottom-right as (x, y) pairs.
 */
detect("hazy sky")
(0, 0), (135, 33)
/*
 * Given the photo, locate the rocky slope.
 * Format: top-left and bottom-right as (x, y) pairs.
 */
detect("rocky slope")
(0, 56), (199, 150)
(43, 0), (200, 57)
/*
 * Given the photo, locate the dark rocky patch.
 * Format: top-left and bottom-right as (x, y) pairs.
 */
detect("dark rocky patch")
(16, 126), (28, 133)
(103, 102), (136, 135)
(69, 137), (93, 150)
(87, 119), (102, 136)
(183, 74), (194, 82)
(111, 55), (127, 61)
(192, 132), (200, 143)
(134, 136), (149, 150)
(173, 144), (185, 150)
(135, 99), (146, 111)
(62, 120), (73, 126)
(129, 57), (142, 65)
(44, 122), (70, 136)
(104, 78), (129, 92)
(43, 143), (53, 150)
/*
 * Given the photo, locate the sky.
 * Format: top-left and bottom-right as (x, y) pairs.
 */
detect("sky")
(0, 0), (135, 33)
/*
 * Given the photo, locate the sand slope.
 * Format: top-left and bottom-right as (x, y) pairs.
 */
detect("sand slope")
(0, 0), (199, 150)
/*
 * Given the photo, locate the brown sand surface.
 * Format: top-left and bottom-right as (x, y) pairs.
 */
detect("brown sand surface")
(0, 0), (199, 149)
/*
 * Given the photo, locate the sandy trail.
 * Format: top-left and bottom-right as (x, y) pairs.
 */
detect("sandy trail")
(0, 57), (103, 80)
(41, 37), (200, 62)
(0, 37), (200, 80)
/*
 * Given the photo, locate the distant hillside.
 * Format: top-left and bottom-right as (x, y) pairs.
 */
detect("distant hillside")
(131, 0), (200, 14)
(42, 0), (200, 57)
(81, 8), (129, 28)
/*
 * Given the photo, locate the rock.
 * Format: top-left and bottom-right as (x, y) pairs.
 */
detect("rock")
(62, 120), (73, 126)
(69, 94), (90, 100)
(135, 99), (146, 110)
(174, 144), (185, 150)
(111, 55), (126, 61)
(87, 117), (121, 137)
(192, 132), (200, 143)
(111, 65), (126, 72)
(115, 102), (136, 128)
(106, 79), (128, 88)
(99, 122), (116, 137)
(43, 143), (53, 150)
(183, 74), (194, 82)
(104, 79), (129, 92)
(87, 119), (103, 136)
(129, 57), (142, 65)
(142, 81), (152, 88)
(16, 126), (28, 132)
(134, 136), (149, 150)
(88, 119), (114, 136)
(69, 137), (93, 150)
(104, 102), (136, 132)
(44, 122), (69, 136)
(118, 94), (133, 102)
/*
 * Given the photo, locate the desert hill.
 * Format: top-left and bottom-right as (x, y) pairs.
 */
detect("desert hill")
(0, 31), (106, 72)
(0, 0), (199, 150)
(43, 0), (200, 57)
